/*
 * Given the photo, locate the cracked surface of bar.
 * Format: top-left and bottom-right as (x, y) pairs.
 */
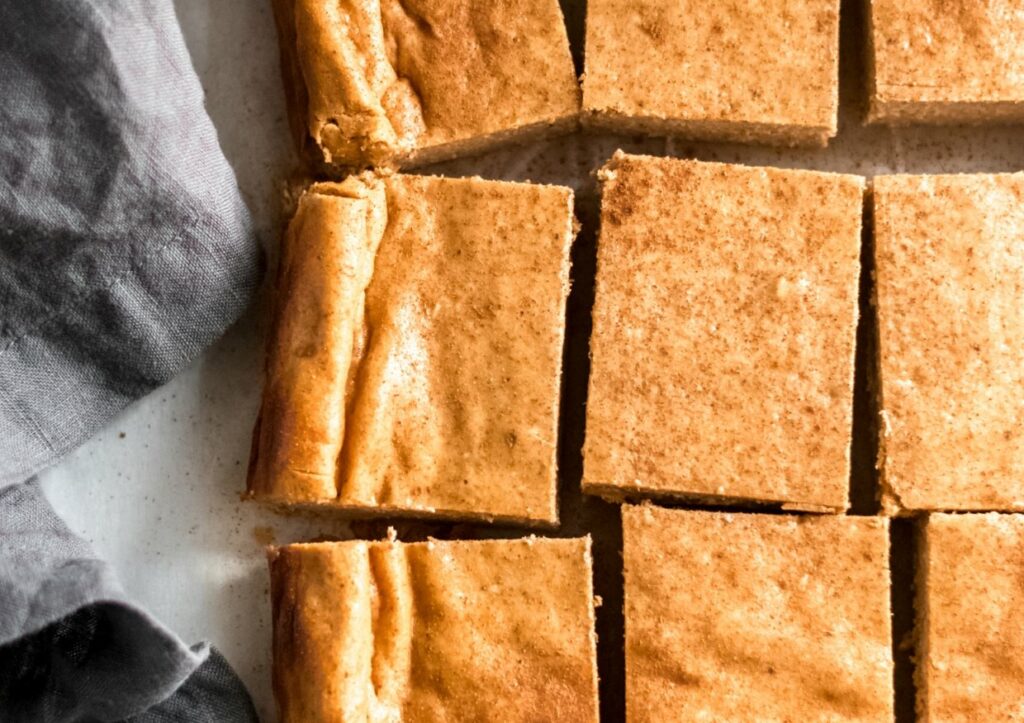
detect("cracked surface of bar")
(623, 505), (893, 721)
(915, 513), (1024, 721)
(272, 0), (580, 168)
(248, 173), (573, 524)
(874, 173), (1024, 513)
(582, 0), (840, 146)
(583, 153), (863, 511)
(269, 536), (599, 722)
(867, 0), (1024, 123)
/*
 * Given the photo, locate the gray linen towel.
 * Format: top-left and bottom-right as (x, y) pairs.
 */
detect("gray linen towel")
(0, 0), (261, 720)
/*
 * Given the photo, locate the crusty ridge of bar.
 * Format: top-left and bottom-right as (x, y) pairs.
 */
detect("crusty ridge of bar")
(271, 0), (425, 167)
(247, 176), (386, 503)
(268, 540), (413, 722)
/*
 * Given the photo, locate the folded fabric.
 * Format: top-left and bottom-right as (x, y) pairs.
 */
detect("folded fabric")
(0, 0), (260, 720)
(0, 483), (255, 722)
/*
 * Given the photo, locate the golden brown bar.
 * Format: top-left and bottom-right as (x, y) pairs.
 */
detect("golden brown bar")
(874, 173), (1024, 513)
(583, 153), (863, 511)
(623, 505), (893, 721)
(867, 0), (1024, 123)
(248, 174), (574, 525)
(269, 536), (599, 722)
(582, 0), (840, 146)
(272, 0), (580, 168)
(916, 513), (1024, 720)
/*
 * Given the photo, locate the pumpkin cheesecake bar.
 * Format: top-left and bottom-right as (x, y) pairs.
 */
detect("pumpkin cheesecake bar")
(272, 0), (579, 169)
(583, 153), (863, 511)
(874, 173), (1024, 513)
(916, 513), (1024, 720)
(247, 174), (573, 525)
(623, 505), (893, 721)
(582, 0), (840, 146)
(270, 535), (599, 722)
(867, 0), (1024, 123)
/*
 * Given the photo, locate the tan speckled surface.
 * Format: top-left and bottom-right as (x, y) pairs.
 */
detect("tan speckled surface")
(874, 173), (1024, 513)
(916, 513), (1024, 721)
(583, 0), (840, 146)
(867, 0), (1024, 123)
(270, 536), (599, 723)
(583, 153), (863, 511)
(623, 505), (893, 721)
(248, 174), (574, 524)
(273, 0), (580, 168)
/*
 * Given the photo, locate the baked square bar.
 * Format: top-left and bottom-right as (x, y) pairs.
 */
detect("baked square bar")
(583, 153), (863, 511)
(874, 173), (1024, 513)
(270, 536), (599, 722)
(247, 174), (573, 525)
(582, 0), (840, 146)
(272, 0), (580, 168)
(867, 0), (1024, 123)
(623, 505), (893, 721)
(916, 513), (1024, 720)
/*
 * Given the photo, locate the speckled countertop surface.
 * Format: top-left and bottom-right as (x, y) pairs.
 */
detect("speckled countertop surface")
(35, 1), (1024, 721)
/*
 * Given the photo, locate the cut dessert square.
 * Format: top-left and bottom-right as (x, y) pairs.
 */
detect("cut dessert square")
(247, 174), (574, 525)
(916, 513), (1024, 720)
(583, 153), (863, 511)
(623, 505), (893, 722)
(272, 0), (580, 168)
(582, 0), (840, 146)
(269, 535), (600, 723)
(867, 0), (1024, 123)
(874, 173), (1024, 513)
